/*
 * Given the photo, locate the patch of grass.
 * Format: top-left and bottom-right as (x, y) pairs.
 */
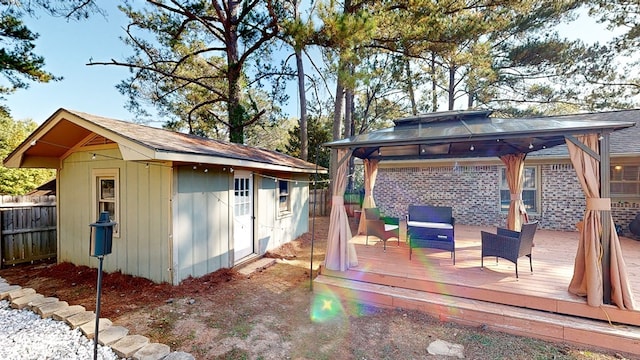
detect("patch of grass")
(461, 332), (496, 347)
(229, 319), (253, 339)
(215, 347), (250, 360)
(147, 308), (182, 344)
(206, 312), (254, 339)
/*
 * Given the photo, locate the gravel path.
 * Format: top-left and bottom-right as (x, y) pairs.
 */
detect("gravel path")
(0, 300), (118, 360)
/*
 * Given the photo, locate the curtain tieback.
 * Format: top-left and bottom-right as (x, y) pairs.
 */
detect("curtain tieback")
(510, 193), (522, 201)
(332, 196), (344, 206)
(586, 197), (611, 211)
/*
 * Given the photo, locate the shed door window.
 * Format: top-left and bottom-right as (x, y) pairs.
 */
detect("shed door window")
(500, 166), (538, 214)
(93, 169), (120, 237)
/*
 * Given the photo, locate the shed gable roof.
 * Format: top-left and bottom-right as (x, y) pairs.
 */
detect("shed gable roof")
(4, 108), (324, 174)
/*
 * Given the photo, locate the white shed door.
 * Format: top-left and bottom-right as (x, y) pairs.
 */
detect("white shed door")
(233, 171), (254, 262)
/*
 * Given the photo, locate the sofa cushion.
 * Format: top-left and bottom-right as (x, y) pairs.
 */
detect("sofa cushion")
(407, 221), (453, 230)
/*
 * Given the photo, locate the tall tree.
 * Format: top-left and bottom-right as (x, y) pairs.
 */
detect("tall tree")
(315, 0), (375, 179)
(90, 0), (283, 144)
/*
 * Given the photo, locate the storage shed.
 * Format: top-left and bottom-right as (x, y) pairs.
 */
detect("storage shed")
(3, 108), (325, 284)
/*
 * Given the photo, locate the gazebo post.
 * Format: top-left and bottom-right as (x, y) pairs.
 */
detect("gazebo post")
(600, 132), (612, 305)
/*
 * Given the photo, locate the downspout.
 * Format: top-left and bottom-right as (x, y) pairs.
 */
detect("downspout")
(168, 166), (175, 285)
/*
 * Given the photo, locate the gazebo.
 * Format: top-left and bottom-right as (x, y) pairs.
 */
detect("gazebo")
(323, 109), (637, 310)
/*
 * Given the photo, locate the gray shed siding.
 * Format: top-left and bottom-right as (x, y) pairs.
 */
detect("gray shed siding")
(256, 174), (309, 253)
(173, 167), (232, 284)
(172, 168), (310, 285)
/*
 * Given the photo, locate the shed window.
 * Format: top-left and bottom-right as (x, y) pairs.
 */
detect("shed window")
(278, 180), (290, 215)
(611, 165), (640, 198)
(500, 166), (539, 214)
(93, 169), (120, 237)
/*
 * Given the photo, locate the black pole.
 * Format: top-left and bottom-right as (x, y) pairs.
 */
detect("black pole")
(309, 146), (320, 291)
(94, 256), (104, 360)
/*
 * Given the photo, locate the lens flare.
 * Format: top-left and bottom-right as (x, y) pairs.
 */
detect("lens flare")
(310, 292), (344, 323)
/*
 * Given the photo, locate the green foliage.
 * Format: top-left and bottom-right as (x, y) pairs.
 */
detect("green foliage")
(589, 0), (639, 52)
(283, 115), (331, 187)
(0, 115), (54, 195)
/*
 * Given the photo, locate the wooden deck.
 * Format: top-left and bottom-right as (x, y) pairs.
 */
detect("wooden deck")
(315, 222), (640, 355)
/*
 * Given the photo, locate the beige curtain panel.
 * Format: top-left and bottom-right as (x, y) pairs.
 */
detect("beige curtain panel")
(324, 148), (358, 271)
(357, 158), (379, 235)
(500, 153), (529, 231)
(566, 134), (635, 310)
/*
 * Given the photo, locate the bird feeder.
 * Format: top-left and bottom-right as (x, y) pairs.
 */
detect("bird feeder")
(89, 211), (115, 257)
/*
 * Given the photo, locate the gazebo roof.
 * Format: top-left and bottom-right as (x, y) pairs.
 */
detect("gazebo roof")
(323, 109), (638, 160)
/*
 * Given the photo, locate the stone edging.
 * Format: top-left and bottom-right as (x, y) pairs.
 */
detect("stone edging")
(0, 276), (194, 360)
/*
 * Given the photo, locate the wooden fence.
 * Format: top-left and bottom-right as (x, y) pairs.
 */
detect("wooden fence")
(309, 188), (329, 216)
(0, 195), (57, 268)
(308, 189), (363, 218)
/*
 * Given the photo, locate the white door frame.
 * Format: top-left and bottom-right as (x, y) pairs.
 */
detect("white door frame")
(233, 170), (254, 262)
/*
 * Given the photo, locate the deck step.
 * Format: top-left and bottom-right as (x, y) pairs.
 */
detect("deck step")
(313, 274), (640, 356)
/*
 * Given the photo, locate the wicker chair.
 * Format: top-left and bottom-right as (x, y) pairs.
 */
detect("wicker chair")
(480, 221), (538, 278)
(364, 208), (399, 251)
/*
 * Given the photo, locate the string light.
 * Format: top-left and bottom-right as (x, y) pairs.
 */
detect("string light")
(91, 154), (96, 160)
(469, 145), (474, 151)
(528, 143), (534, 149)
(30, 140), (37, 146)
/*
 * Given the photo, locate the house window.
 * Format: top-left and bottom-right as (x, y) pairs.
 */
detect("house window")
(500, 166), (538, 214)
(278, 180), (290, 215)
(611, 165), (640, 197)
(93, 169), (120, 237)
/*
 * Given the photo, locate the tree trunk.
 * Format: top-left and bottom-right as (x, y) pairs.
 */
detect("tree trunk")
(226, 0), (244, 144)
(331, 76), (344, 182)
(467, 89), (475, 109)
(345, 86), (354, 191)
(405, 58), (418, 115)
(448, 65), (456, 111)
(431, 53), (438, 112)
(294, 1), (308, 161)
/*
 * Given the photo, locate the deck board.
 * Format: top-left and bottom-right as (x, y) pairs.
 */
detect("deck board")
(319, 222), (640, 327)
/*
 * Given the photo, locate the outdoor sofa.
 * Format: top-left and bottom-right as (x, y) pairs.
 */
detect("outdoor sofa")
(406, 205), (455, 263)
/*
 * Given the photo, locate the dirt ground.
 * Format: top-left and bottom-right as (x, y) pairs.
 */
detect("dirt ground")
(0, 216), (632, 360)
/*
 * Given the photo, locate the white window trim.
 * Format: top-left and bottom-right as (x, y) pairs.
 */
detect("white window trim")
(92, 168), (120, 237)
(499, 165), (540, 215)
(277, 179), (291, 217)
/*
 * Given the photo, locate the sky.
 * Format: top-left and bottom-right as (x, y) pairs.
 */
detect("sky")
(4, 4), (621, 126)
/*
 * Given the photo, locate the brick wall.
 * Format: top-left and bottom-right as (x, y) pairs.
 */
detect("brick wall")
(374, 163), (640, 235)
(539, 164), (584, 231)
